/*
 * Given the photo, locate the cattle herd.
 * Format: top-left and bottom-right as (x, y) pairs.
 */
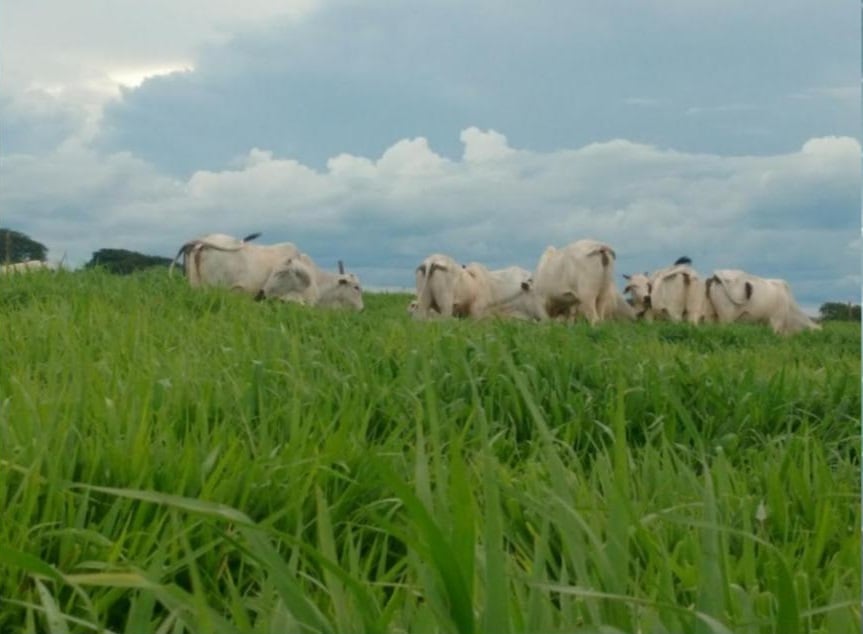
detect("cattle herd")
(162, 232), (820, 336)
(1, 231), (821, 336)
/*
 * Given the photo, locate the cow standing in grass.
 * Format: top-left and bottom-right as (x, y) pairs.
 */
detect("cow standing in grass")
(623, 256), (713, 324)
(169, 232), (300, 295)
(531, 239), (618, 325)
(412, 256), (543, 320)
(412, 253), (488, 319)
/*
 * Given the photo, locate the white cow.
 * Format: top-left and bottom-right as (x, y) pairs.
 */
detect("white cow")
(412, 253), (488, 319)
(531, 239), (618, 324)
(411, 256), (541, 320)
(169, 232), (301, 295)
(0, 260), (58, 274)
(462, 264), (546, 321)
(553, 286), (636, 323)
(623, 256), (712, 324)
(604, 291), (638, 321)
(621, 271), (652, 317)
(258, 254), (364, 311)
(706, 269), (820, 335)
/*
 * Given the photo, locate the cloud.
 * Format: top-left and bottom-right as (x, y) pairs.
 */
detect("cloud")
(789, 84), (861, 102)
(109, 65), (196, 89)
(0, 88), (88, 154)
(1, 129), (858, 308)
(623, 97), (663, 107)
(82, 0), (858, 176)
(461, 127), (516, 162)
(685, 104), (759, 116)
(0, 1), (318, 90)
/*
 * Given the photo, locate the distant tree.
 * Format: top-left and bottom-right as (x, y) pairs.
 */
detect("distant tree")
(85, 249), (173, 275)
(818, 301), (861, 322)
(0, 228), (48, 263)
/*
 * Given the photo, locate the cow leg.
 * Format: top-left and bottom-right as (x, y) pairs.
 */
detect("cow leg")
(437, 288), (455, 318)
(666, 307), (685, 322)
(769, 313), (788, 335)
(581, 298), (600, 325)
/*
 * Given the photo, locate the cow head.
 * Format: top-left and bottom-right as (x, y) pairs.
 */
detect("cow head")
(260, 259), (313, 301)
(622, 273), (652, 311)
(322, 273), (365, 311)
(500, 276), (547, 321)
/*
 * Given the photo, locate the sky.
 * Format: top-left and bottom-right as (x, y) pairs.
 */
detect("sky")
(1, 0), (859, 310)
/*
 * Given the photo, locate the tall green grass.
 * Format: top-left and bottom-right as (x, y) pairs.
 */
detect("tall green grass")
(0, 268), (859, 633)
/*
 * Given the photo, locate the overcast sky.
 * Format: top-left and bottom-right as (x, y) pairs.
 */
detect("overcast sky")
(1, 0), (859, 308)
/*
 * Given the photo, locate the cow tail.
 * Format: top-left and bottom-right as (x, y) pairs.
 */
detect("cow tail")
(589, 246), (615, 268)
(415, 263), (431, 313)
(709, 275), (749, 307)
(191, 245), (205, 286)
(169, 241), (194, 278)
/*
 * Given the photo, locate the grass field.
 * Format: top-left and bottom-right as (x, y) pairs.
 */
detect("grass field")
(0, 268), (859, 633)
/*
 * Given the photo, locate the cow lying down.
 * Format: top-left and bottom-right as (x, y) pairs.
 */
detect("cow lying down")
(706, 269), (819, 335)
(257, 255), (364, 311)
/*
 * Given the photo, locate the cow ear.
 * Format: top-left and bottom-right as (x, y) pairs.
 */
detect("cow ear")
(622, 273), (631, 280)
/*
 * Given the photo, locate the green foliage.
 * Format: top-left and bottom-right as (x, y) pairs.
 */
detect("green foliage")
(0, 269), (859, 633)
(818, 301), (861, 322)
(0, 227), (48, 263)
(85, 248), (173, 275)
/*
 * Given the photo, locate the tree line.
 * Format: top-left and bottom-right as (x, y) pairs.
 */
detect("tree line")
(1, 227), (859, 321)
(1, 227), (171, 275)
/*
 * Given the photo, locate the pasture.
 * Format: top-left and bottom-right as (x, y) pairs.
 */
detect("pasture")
(0, 268), (859, 633)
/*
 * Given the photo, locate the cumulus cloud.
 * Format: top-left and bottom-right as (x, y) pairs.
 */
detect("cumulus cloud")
(0, 89), (88, 154)
(461, 127), (516, 162)
(1, 128), (858, 308)
(83, 0), (858, 176)
(0, 1), (318, 92)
